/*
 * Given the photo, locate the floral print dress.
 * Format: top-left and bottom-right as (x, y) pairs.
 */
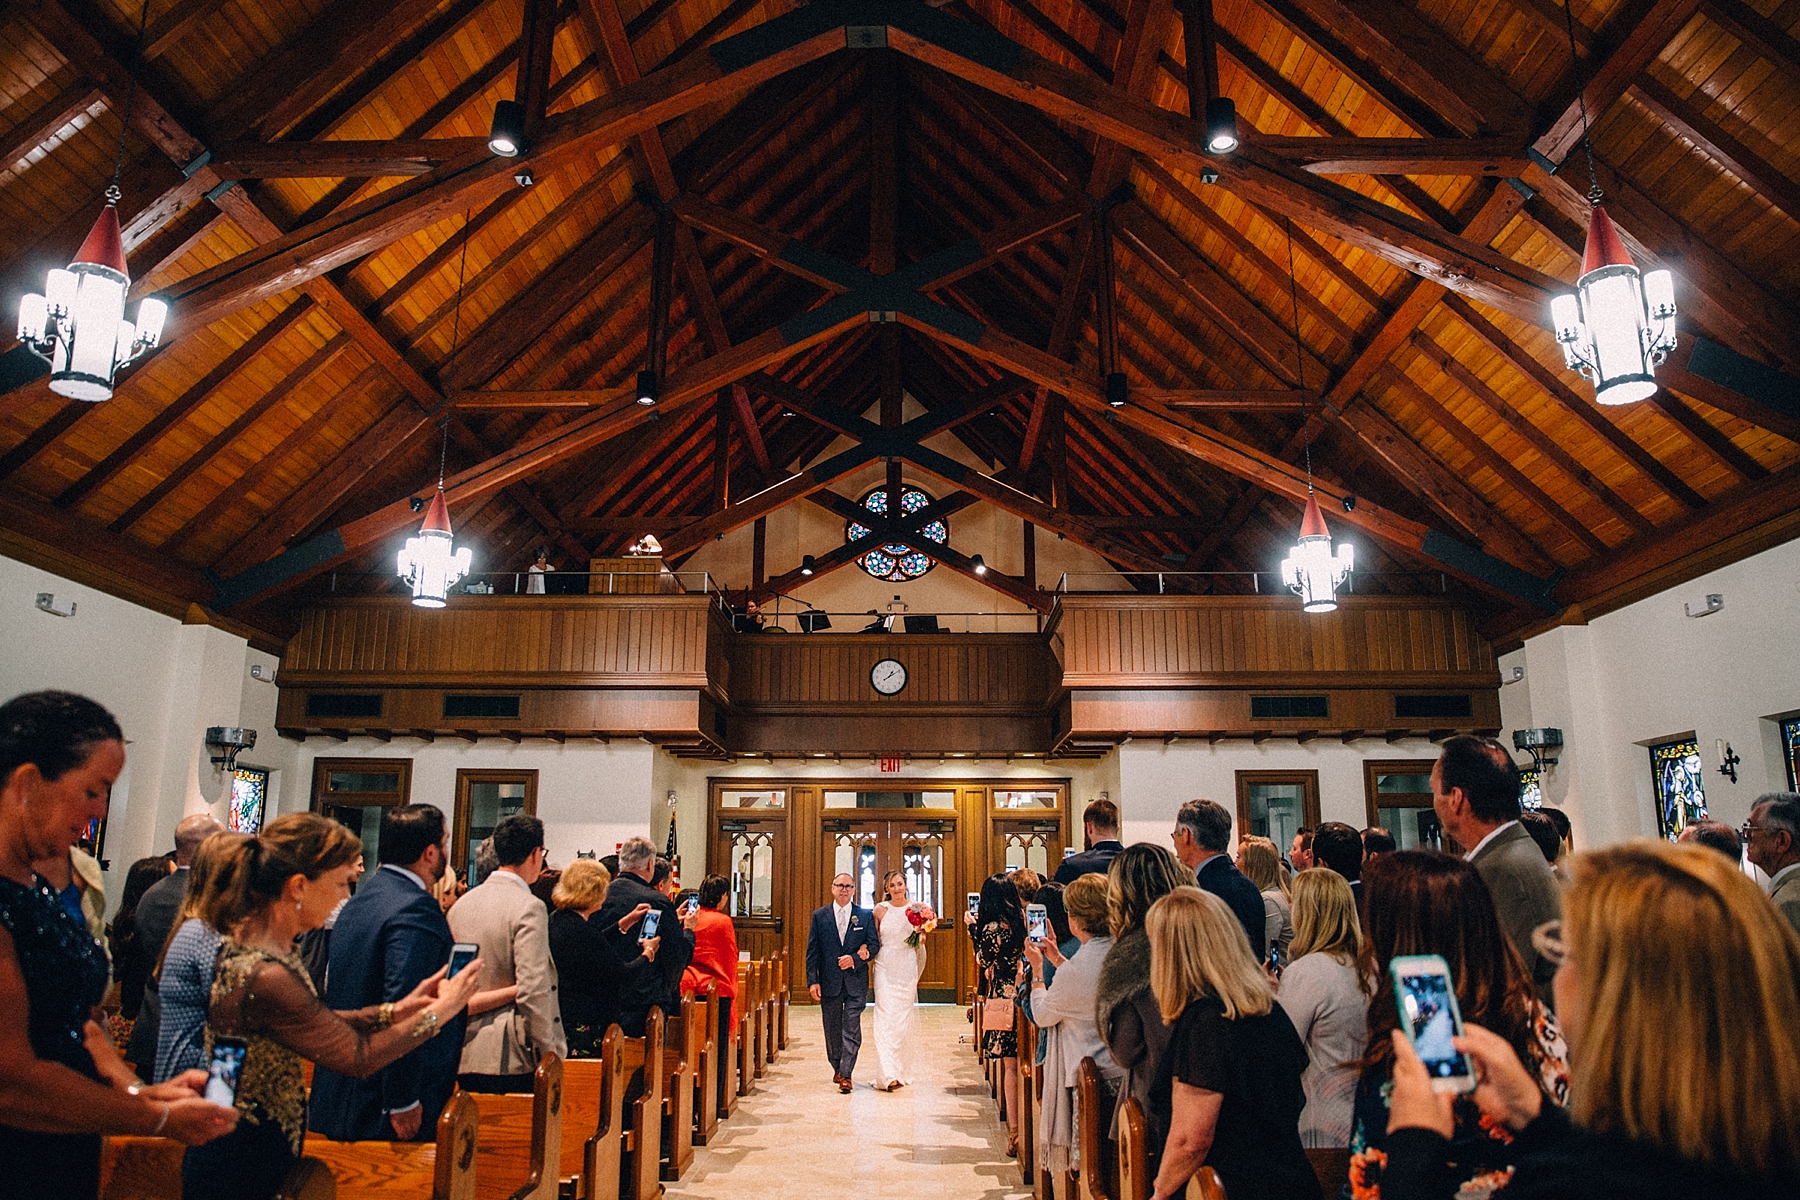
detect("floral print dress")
(1347, 1002), (1570, 1200)
(975, 920), (1023, 1059)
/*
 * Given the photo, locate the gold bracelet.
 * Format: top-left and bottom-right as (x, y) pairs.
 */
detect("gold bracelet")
(378, 1002), (395, 1029)
(410, 1010), (440, 1040)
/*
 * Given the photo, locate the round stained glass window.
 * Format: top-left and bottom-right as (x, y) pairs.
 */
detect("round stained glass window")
(846, 486), (946, 582)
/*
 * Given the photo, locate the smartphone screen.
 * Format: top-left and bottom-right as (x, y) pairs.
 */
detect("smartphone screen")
(1062, 847), (1077, 859)
(205, 1037), (248, 1108)
(1390, 956), (1475, 1089)
(448, 942), (479, 978)
(1025, 903), (1048, 942)
(641, 908), (661, 940)
(966, 891), (980, 917)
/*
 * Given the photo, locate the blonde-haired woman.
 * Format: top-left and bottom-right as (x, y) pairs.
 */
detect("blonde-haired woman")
(1384, 841), (1800, 1199)
(1144, 887), (1314, 1200)
(549, 859), (657, 1057)
(1236, 836), (1291, 961)
(182, 814), (483, 1200)
(1276, 868), (1367, 1147)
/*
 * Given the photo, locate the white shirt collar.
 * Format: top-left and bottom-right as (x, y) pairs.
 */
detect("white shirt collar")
(1464, 820), (1519, 862)
(491, 868), (533, 890)
(834, 901), (851, 915)
(381, 863), (428, 892)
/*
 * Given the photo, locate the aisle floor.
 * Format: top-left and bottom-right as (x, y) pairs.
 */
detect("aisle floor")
(667, 1004), (1032, 1200)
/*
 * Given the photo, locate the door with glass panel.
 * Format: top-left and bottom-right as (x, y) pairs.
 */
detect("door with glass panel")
(453, 769), (538, 886)
(1235, 772), (1320, 858)
(822, 811), (958, 1002)
(1363, 760), (1455, 854)
(991, 786), (1066, 887)
(712, 787), (788, 961)
(312, 758), (412, 882)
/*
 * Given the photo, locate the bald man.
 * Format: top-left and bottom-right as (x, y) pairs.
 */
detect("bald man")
(125, 814), (224, 1071)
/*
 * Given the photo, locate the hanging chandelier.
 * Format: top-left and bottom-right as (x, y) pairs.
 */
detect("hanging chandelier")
(1550, 207), (1677, 405)
(397, 487), (472, 607)
(1545, 0), (1675, 406)
(1281, 492), (1354, 613)
(16, 1), (165, 402)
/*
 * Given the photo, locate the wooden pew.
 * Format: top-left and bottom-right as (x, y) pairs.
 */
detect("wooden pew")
(1192, 1168), (1226, 1200)
(749, 961), (768, 1080)
(561, 1027), (627, 1200)
(305, 1090), (481, 1200)
(99, 1136), (184, 1200)
(274, 1158), (336, 1200)
(616, 1009), (665, 1200)
(468, 1053), (563, 1200)
(720, 975), (740, 1114)
(1117, 1097), (1150, 1200)
(774, 949), (790, 1052)
(690, 983), (720, 1145)
(659, 997), (696, 1181)
(1017, 1011), (1036, 1182)
(1306, 1148), (1350, 1200)
(1075, 1058), (1116, 1200)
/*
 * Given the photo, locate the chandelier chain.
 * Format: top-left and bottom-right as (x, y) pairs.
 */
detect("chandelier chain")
(441, 209), (473, 489)
(1561, 0), (1602, 207)
(109, 0), (154, 204)
(1285, 217), (1313, 492)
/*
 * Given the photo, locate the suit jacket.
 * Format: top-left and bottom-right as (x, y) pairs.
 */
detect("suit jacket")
(804, 903), (878, 998)
(1768, 865), (1800, 938)
(1469, 821), (1563, 996)
(125, 866), (189, 1068)
(308, 867), (464, 1139)
(1195, 854), (1269, 955)
(448, 871), (566, 1074)
(592, 873), (695, 1035)
(1053, 840), (1124, 884)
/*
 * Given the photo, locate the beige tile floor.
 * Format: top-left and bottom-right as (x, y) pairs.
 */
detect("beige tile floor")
(667, 1004), (1033, 1200)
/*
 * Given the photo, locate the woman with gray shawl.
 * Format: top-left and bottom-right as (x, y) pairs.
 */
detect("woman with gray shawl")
(1095, 843), (1193, 1171)
(1022, 874), (1121, 1176)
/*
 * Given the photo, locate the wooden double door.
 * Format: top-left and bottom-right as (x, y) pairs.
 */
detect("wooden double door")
(823, 816), (960, 1002)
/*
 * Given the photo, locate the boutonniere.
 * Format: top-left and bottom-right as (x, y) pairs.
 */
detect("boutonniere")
(849, 914), (860, 929)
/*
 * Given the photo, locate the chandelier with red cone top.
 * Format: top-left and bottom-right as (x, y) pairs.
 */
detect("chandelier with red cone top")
(16, 1), (166, 402)
(1546, 0), (1675, 406)
(1281, 491), (1354, 614)
(397, 486), (472, 608)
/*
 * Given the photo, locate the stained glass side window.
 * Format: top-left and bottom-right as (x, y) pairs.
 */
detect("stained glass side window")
(1649, 738), (1707, 841)
(1783, 719), (1800, 792)
(229, 767), (268, 834)
(1519, 767), (1542, 811)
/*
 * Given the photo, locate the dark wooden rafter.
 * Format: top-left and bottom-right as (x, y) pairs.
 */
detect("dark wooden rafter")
(0, 82), (103, 172)
(1627, 76), (1800, 223)
(1532, 0), (1703, 168)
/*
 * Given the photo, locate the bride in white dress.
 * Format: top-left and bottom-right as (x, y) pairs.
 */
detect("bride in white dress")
(870, 869), (934, 1090)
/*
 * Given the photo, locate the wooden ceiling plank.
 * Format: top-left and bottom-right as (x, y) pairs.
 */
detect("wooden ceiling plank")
(1405, 330), (1655, 534)
(140, 0), (233, 59)
(110, 330), (358, 533)
(1088, 0), (1176, 197)
(0, 82), (103, 172)
(1532, 0), (1704, 168)
(1439, 294), (1709, 510)
(1699, 1), (1800, 76)
(1648, 391), (1773, 481)
(51, 297), (319, 507)
(1000, 0), (1115, 80)
(1659, 338), (1800, 444)
(0, 403), (88, 482)
(1627, 76), (1800, 223)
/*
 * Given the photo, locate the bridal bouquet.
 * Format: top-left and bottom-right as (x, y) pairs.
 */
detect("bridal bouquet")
(905, 903), (938, 948)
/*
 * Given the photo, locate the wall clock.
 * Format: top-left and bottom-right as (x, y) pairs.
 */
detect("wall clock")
(870, 658), (907, 695)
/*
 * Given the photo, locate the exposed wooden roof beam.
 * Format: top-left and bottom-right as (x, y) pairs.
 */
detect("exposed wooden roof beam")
(1648, 391), (1773, 482)
(1627, 76), (1800, 223)
(206, 139), (488, 177)
(1700, 1), (1800, 77)
(0, 82), (103, 172)
(1532, 0), (1703, 168)
(1253, 136), (1534, 177)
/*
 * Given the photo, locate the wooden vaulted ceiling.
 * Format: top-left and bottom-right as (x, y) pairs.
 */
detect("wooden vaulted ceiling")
(1, 0), (1798, 647)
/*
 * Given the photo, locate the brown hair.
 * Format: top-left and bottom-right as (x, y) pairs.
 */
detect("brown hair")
(195, 813), (362, 934)
(1106, 842), (1191, 936)
(1288, 868), (1360, 966)
(1237, 836), (1287, 898)
(1359, 850), (1539, 1071)
(552, 859), (611, 910)
(1062, 874), (1111, 938)
(153, 830), (250, 979)
(1010, 867), (1043, 904)
(1083, 798), (1120, 834)
(1148, 887), (1274, 1022)
(1563, 842), (1800, 1176)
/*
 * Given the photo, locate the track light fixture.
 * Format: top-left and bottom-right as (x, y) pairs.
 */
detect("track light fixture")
(971, 554), (987, 576)
(488, 100), (527, 157)
(1204, 96), (1239, 154)
(800, 554), (817, 576)
(1105, 372), (1128, 408)
(635, 369), (658, 405)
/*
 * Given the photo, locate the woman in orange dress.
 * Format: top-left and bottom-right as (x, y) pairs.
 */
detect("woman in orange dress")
(680, 874), (739, 1109)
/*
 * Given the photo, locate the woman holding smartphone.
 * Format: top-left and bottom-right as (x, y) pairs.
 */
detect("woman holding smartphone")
(548, 859), (657, 1056)
(1346, 852), (1569, 1200)
(1381, 841), (1800, 1198)
(181, 813), (485, 1200)
(972, 873), (1026, 1156)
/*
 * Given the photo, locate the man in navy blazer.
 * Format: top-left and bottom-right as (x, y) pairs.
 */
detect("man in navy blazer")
(309, 805), (465, 1141)
(805, 873), (878, 1093)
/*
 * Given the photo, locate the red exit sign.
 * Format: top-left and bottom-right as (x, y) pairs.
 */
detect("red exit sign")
(878, 756), (903, 773)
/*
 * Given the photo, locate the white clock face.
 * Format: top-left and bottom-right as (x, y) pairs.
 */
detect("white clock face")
(870, 658), (907, 696)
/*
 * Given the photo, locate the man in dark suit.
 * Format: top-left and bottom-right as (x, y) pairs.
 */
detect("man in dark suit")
(1313, 822), (1366, 908)
(1170, 799), (1266, 955)
(1053, 798), (1125, 883)
(594, 837), (694, 1036)
(125, 813), (222, 1071)
(1434, 736), (1562, 999)
(805, 873), (878, 1093)
(309, 805), (465, 1140)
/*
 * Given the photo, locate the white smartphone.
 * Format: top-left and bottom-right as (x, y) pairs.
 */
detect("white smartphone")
(205, 1036), (248, 1107)
(448, 942), (479, 978)
(1025, 902), (1048, 942)
(966, 891), (980, 917)
(1390, 954), (1477, 1093)
(640, 908), (662, 940)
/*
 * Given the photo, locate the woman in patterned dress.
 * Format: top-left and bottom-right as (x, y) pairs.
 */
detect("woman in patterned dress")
(1345, 852), (1570, 1200)
(972, 872), (1026, 1156)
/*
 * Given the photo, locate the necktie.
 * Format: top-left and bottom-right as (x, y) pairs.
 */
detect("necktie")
(836, 905), (849, 942)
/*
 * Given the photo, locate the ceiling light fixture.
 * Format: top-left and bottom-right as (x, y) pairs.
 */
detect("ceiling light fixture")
(17, 0), (165, 402)
(488, 99), (527, 157)
(1204, 96), (1239, 154)
(1547, 0), (1674, 405)
(635, 368), (658, 406)
(971, 553), (987, 576)
(800, 554), (817, 576)
(1278, 218), (1351, 613)
(1105, 371), (1128, 408)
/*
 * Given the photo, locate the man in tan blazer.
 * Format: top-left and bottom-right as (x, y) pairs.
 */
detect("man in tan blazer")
(1745, 793), (1800, 938)
(448, 813), (565, 1091)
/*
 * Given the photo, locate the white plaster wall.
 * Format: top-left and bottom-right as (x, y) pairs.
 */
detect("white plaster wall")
(1503, 536), (1800, 850)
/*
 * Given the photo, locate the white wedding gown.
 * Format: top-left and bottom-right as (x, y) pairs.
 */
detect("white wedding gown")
(871, 903), (925, 1087)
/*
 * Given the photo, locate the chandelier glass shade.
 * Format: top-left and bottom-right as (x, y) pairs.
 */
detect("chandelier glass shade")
(1280, 492), (1353, 613)
(397, 488), (472, 607)
(17, 203), (166, 401)
(1550, 206), (1677, 406)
